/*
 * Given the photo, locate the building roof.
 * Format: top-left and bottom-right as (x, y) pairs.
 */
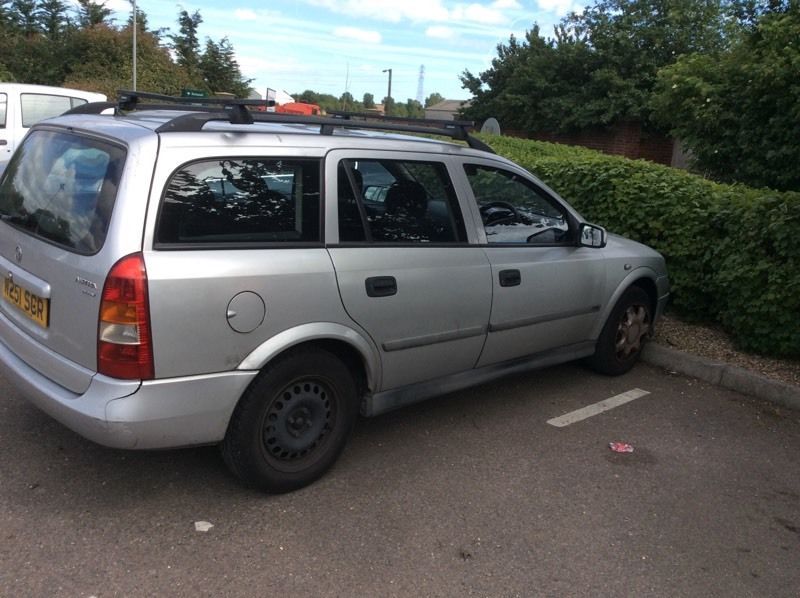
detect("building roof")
(426, 99), (471, 112)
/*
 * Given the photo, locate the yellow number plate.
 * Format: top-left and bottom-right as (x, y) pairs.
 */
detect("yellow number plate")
(3, 277), (49, 328)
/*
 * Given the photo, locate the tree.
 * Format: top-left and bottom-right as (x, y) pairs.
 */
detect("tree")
(0, 61), (14, 80)
(2, 1), (56, 84)
(126, 6), (157, 36)
(382, 96), (396, 116)
(461, 27), (599, 132)
(11, 0), (38, 36)
(170, 9), (202, 81)
(199, 37), (251, 97)
(0, 1), (14, 28)
(461, 0), (751, 133)
(64, 21), (192, 97)
(0, 4), (256, 102)
(424, 92), (443, 107)
(339, 91), (354, 110)
(76, 0), (112, 28)
(651, 8), (800, 190)
(37, 0), (70, 40)
(405, 98), (423, 118)
(293, 90), (340, 113)
(362, 92), (374, 108)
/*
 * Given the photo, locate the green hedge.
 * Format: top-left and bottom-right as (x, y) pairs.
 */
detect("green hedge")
(478, 134), (800, 358)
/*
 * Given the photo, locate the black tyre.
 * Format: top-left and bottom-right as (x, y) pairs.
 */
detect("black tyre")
(587, 286), (652, 376)
(221, 348), (359, 493)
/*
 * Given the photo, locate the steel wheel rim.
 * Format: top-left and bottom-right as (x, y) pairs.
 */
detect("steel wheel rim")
(614, 304), (650, 360)
(260, 377), (337, 468)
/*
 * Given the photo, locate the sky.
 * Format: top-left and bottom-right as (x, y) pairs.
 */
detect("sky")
(100, 0), (582, 103)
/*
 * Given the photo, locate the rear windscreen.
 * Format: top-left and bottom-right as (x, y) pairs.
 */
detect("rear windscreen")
(0, 129), (125, 254)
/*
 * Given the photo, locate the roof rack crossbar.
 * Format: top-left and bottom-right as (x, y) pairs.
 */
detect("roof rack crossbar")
(117, 89), (268, 110)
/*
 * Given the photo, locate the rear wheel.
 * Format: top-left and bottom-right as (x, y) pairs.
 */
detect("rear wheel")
(587, 286), (652, 376)
(221, 348), (359, 493)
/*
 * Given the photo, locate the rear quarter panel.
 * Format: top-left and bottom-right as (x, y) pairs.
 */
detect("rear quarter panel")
(142, 136), (367, 379)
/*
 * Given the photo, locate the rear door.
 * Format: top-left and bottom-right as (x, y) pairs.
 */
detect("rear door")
(326, 150), (492, 391)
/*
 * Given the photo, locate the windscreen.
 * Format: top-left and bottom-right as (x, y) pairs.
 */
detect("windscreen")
(0, 129), (125, 254)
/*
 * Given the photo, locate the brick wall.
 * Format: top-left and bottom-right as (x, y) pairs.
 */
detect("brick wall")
(504, 121), (675, 166)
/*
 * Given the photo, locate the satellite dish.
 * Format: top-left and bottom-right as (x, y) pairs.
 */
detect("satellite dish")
(480, 117), (501, 135)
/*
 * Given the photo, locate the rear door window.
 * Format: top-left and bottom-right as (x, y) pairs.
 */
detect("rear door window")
(156, 158), (321, 246)
(337, 158), (466, 244)
(0, 129), (126, 254)
(0, 93), (6, 127)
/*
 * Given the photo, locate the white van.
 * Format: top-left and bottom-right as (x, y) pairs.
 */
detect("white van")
(0, 83), (106, 169)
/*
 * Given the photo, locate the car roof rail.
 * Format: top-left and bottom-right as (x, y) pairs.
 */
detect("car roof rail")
(62, 101), (118, 115)
(64, 90), (495, 154)
(327, 110), (494, 153)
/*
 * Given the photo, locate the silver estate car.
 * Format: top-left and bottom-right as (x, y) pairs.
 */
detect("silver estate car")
(0, 92), (668, 492)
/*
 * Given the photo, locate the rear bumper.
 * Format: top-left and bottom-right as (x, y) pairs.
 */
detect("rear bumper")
(0, 337), (257, 449)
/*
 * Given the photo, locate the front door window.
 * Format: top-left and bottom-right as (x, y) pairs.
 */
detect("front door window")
(464, 164), (570, 245)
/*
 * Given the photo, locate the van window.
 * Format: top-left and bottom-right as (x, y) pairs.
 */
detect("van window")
(157, 158), (321, 245)
(0, 130), (125, 254)
(20, 94), (88, 127)
(0, 93), (6, 128)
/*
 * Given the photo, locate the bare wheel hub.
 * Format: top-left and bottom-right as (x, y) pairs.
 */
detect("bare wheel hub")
(262, 380), (333, 462)
(615, 304), (650, 359)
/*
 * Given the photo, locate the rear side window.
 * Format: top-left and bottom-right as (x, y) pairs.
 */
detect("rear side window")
(0, 129), (125, 254)
(0, 93), (6, 128)
(157, 158), (321, 245)
(20, 93), (87, 127)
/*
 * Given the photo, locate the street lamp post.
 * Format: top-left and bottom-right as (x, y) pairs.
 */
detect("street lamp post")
(131, 0), (137, 90)
(382, 68), (392, 115)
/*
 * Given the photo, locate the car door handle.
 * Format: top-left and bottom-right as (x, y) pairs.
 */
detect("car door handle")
(365, 276), (397, 297)
(0, 139), (7, 146)
(498, 269), (521, 287)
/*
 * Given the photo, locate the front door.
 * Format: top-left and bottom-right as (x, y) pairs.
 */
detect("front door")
(460, 161), (606, 367)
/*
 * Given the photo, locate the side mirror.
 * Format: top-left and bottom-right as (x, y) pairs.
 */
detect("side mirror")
(579, 223), (607, 248)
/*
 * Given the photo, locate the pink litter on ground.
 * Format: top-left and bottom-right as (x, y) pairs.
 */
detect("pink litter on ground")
(609, 442), (635, 453)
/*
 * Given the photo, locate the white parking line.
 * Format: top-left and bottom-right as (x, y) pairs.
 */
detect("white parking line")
(547, 388), (651, 427)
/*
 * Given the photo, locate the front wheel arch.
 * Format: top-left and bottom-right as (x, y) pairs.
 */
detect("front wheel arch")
(590, 269), (659, 340)
(587, 285), (653, 376)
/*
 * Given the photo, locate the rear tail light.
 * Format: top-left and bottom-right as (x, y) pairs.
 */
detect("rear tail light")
(97, 253), (154, 380)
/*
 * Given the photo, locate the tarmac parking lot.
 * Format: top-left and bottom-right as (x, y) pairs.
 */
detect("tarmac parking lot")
(1, 362), (799, 597)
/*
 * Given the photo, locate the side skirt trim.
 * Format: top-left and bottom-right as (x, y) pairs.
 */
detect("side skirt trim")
(362, 340), (596, 417)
